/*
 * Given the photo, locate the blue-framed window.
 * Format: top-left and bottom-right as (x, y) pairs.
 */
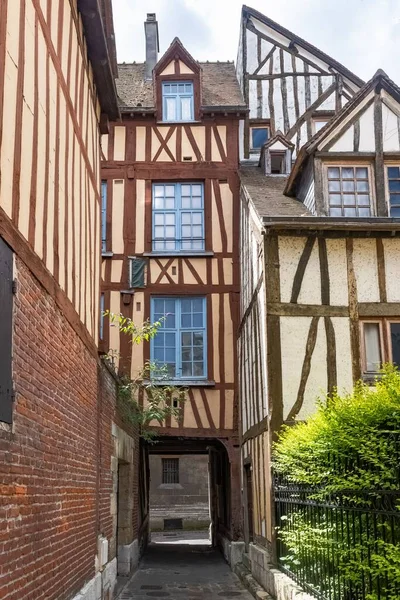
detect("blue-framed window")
(151, 297), (207, 380)
(101, 180), (107, 253)
(162, 81), (194, 122)
(387, 166), (400, 216)
(152, 183), (204, 252)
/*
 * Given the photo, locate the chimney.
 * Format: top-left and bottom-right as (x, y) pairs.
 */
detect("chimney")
(144, 13), (159, 81)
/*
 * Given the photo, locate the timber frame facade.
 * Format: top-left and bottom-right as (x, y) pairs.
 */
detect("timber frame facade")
(101, 30), (247, 544)
(237, 6), (400, 588)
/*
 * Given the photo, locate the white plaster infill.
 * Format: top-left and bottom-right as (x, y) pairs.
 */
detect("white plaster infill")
(71, 558), (117, 600)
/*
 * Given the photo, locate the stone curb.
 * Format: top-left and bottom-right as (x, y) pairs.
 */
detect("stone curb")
(234, 562), (273, 600)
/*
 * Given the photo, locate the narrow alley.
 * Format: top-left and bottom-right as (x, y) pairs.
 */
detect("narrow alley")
(117, 533), (253, 600)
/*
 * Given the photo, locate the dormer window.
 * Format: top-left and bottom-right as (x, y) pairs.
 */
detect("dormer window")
(270, 152), (287, 174)
(162, 81), (194, 122)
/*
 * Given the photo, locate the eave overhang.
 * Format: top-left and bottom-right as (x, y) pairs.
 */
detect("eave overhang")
(262, 216), (400, 235)
(78, 0), (120, 120)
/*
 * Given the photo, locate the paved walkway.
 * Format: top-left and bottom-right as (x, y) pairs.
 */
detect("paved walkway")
(117, 534), (253, 600)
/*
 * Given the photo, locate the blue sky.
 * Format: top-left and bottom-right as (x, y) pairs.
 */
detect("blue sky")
(111, 0), (400, 83)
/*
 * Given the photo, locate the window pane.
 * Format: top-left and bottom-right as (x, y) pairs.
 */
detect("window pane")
(154, 186), (165, 197)
(193, 362), (204, 376)
(192, 185), (202, 196)
(390, 206), (400, 217)
(328, 180), (341, 192)
(182, 362), (192, 377)
(355, 167), (368, 178)
(192, 197), (202, 209)
(181, 314), (191, 327)
(342, 167), (354, 179)
(390, 323), (400, 367)
(328, 167), (340, 178)
(364, 323), (381, 372)
(389, 180), (400, 192)
(181, 185), (191, 196)
(387, 166), (400, 178)
(181, 97), (193, 121)
(344, 207), (356, 217)
(359, 208), (371, 217)
(342, 180), (355, 192)
(330, 207), (343, 216)
(343, 194), (355, 205)
(165, 97), (177, 121)
(356, 180), (369, 192)
(251, 127), (269, 149)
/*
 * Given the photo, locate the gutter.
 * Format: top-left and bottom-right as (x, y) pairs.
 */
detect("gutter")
(78, 0), (120, 120)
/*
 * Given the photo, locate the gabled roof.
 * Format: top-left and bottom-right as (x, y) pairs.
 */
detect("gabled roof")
(242, 5), (364, 88)
(285, 70), (400, 195)
(264, 131), (294, 150)
(154, 37), (201, 76)
(117, 62), (246, 112)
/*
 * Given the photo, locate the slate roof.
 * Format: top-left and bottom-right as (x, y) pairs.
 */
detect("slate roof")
(240, 167), (311, 218)
(116, 62), (246, 111)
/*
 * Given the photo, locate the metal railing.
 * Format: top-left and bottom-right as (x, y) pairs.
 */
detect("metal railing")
(274, 475), (400, 600)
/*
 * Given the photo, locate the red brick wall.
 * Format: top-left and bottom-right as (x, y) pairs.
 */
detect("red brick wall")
(0, 258), (139, 600)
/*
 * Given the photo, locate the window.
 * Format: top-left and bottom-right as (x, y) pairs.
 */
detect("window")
(101, 180), (107, 253)
(361, 319), (400, 376)
(327, 166), (372, 217)
(386, 166), (400, 216)
(162, 81), (194, 122)
(162, 458), (179, 484)
(151, 297), (207, 380)
(250, 125), (269, 150)
(152, 183), (204, 252)
(99, 293), (105, 341)
(312, 118), (329, 135)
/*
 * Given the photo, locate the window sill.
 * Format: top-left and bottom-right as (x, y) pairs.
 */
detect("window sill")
(102, 251), (114, 258)
(143, 251), (214, 258)
(157, 120), (201, 125)
(147, 379), (215, 387)
(158, 483), (183, 490)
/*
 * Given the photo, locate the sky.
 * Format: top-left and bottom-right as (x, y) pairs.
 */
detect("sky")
(111, 0), (400, 83)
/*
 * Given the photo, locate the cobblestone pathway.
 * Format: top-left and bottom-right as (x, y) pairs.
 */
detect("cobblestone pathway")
(117, 534), (253, 600)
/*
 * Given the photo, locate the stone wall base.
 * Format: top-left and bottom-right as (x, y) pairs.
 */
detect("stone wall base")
(71, 558), (117, 600)
(248, 543), (316, 600)
(118, 539), (139, 576)
(219, 536), (245, 569)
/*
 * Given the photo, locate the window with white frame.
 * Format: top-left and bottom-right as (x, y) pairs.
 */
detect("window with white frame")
(151, 297), (207, 380)
(152, 183), (204, 252)
(386, 166), (400, 217)
(361, 319), (400, 376)
(162, 81), (194, 122)
(101, 180), (107, 253)
(327, 166), (372, 217)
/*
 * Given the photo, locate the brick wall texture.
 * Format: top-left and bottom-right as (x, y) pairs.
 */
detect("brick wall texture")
(0, 258), (139, 600)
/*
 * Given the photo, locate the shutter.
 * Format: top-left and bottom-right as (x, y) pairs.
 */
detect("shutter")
(0, 237), (13, 423)
(130, 257), (147, 288)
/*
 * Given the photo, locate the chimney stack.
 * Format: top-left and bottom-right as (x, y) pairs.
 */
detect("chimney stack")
(144, 13), (159, 81)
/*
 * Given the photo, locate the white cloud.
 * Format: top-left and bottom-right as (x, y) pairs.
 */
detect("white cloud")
(111, 0), (400, 82)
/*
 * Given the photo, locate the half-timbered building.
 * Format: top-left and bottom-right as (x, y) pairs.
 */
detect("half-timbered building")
(100, 15), (247, 556)
(237, 7), (400, 594)
(0, 2), (145, 599)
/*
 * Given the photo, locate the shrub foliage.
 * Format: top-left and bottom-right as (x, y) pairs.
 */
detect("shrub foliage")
(273, 367), (400, 600)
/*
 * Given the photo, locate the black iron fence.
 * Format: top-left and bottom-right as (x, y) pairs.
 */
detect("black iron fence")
(274, 475), (400, 600)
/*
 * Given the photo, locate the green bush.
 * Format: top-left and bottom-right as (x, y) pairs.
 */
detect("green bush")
(273, 367), (400, 600)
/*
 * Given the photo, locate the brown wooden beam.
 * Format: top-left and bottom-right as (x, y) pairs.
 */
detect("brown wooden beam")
(267, 302), (348, 317)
